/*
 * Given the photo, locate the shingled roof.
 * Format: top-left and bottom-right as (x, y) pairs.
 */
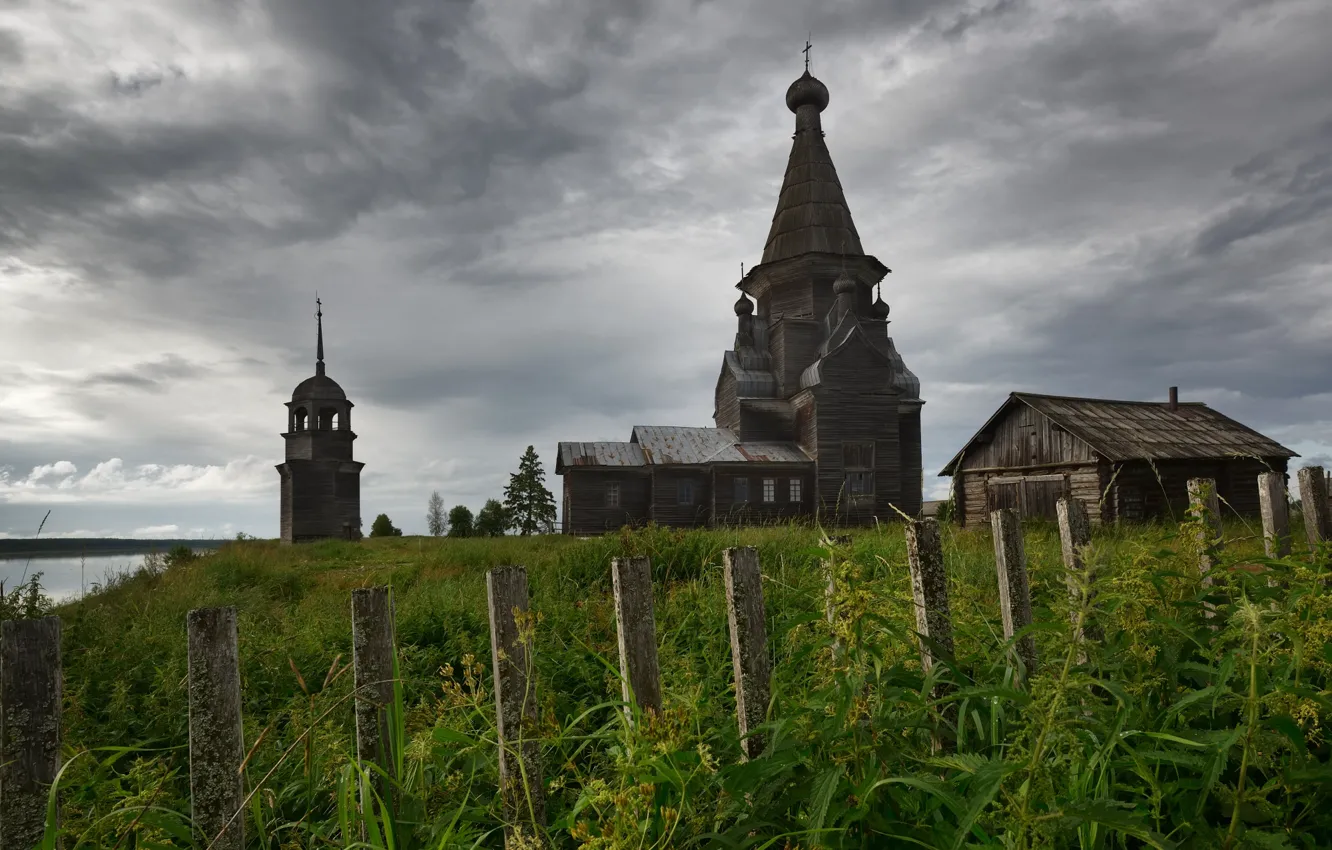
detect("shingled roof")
(940, 392), (1297, 475)
(761, 71), (863, 264)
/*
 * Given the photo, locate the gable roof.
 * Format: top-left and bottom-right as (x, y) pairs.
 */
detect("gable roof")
(939, 392), (1297, 475)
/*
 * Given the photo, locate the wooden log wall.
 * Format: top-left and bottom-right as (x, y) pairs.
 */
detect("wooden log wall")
(563, 470), (651, 534)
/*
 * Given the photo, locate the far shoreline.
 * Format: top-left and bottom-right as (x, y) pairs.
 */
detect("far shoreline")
(0, 538), (233, 559)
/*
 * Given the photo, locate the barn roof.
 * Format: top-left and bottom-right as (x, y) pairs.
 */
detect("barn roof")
(760, 71), (864, 265)
(939, 392), (1297, 475)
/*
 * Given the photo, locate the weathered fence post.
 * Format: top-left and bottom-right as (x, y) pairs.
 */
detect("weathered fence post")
(1298, 466), (1330, 547)
(1187, 478), (1223, 581)
(1056, 496), (1102, 648)
(904, 519), (954, 678)
(0, 616), (61, 850)
(351, 587), (396, 803)
(486, 566), (545, 846)
(611, 557), (662, 721)
(187, 607), (245, 850)
(1258, 471), (1291, 559)
(991, 509), (1037, 676)
(905, 519), (956, 750)
(724, 546), (771, 761)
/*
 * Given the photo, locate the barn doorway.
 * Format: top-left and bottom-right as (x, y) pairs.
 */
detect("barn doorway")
(986, 474), (1070, 520)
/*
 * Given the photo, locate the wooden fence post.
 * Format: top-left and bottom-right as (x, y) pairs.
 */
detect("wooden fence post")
(187, 607), (245, 850)
(1187, 478), (1223, 581)
(904, 519), (954, 677)
(486, 566), (545, 846)
(905, 519), (956, 750)
(991, 509), (1037, 676)
(611, 557), (662, 720)
(0, 616), (61, 850)
(1056, 496), (1102, 647)
(1298, 466), (1330, 546)
(1258, 471), (1291, 559)
(724, 547), (771, 761)
(351, 587), (396, 801)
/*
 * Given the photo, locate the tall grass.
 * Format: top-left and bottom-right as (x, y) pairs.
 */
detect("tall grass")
(30, 517), (1332, 847)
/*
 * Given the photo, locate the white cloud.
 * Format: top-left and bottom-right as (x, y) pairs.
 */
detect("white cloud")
(0, 456), (271, 505)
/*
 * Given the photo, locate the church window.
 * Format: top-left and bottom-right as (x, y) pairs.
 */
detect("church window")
(294, 407), (308, 431)
(762, 478), (776, 502)
(789, 478), (802, 502)
(677, 480), (694, 505)
(734, 478), (749, 503)
(319, 408), (337, 430)
(606, 483), (620, 508)
(843, 442), (875, 506)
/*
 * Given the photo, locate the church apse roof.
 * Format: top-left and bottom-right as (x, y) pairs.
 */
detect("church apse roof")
(631, 426), (810, 465)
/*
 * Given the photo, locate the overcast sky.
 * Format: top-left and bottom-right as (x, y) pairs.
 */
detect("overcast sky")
(1, 0), (1329, 539)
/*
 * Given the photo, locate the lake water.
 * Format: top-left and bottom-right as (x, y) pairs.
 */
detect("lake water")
(0, 552), (182, 602)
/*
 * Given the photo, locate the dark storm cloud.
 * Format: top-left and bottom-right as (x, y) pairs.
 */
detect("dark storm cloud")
(3, 0), (1330, 534)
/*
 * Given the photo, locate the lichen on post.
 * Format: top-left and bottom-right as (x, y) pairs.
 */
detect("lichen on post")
(1187, 478), (1223, 579)
(1298, 466), (1330, 547)
(186, 606), (246, 850)
(351, 586), (396, 803)
(724, 546), (771, 761)
(1056, 496), (1102, 647)
(486, 566), (545, 846)
(0, 615), (61, 850)
(1258, 471), (1291, 560)
(991, 508), (1037, 677)
(611, 556), (662, 721)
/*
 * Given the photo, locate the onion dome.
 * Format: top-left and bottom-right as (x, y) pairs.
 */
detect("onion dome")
(734, 294), (754, 316)
(873, 294), (890, 318)
(786, 70), (829, 113)
(833, 270), (857, 296)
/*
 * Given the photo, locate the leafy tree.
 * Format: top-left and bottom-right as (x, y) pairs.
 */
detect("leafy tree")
(503, 445), (557, 535)
(369, 513), (402, 538)
(446, 505), (474, 538)
(426, 491), (446, 537)
(475, 499), (509, 537)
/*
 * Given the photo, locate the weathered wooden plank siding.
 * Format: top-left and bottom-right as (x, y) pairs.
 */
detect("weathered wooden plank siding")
(1108, 458), (1287, 522)
(715, 373), (740, 432)
(957, 464), (1102, 528)
(958, 404), (1099, 471)
(770, 319), (819, 397)
(813, 344), (902, 523)
(712, 466), (814, 525)
(898, 406), (923, 516)
(738, 401), (796, 442)
(650, 468), (712, 528)
(793, 390), (817, 456)
(565, 471), (651, 534)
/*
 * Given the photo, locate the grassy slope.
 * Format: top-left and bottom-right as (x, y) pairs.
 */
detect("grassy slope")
(50, 518), (1332, 848)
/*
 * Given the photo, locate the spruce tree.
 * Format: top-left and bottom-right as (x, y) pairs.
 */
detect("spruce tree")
(503, 446), (557, 535)
(426, 491), (446, 536)
(369, 513), (402, 538)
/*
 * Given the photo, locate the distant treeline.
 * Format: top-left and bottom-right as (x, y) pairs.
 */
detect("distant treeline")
(0, 538), (231, 558)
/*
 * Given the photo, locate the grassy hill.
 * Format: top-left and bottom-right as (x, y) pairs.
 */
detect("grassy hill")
(41, 518), (1332, 848)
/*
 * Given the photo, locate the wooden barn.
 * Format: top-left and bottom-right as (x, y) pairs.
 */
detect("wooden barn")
(556, 64), (925, 533)
(939, 389), (1297, 527)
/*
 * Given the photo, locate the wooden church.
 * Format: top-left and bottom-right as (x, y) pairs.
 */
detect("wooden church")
(276, 300), (365, 543)
(557, 64), (923, 534)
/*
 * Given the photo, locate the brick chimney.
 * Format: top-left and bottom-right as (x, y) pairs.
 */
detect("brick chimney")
(1167, 386), (1178, 411)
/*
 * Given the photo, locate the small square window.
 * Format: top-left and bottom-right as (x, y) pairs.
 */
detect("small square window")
(677, 480), (694, 505)
(606, 482), (620, 508)
(762, 478), (776, 503)
(845, 471), (874, 502)
(734, 477), (749, 503)
(789, 478), (802, 503)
